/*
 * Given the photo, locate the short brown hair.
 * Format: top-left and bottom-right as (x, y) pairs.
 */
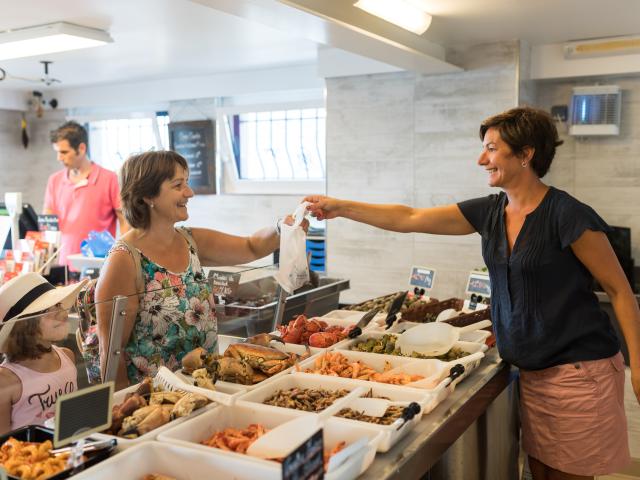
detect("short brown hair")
(120, 151), (189, 229)
(479, 106), (563, 178)
(50, 121), (88, 151)
(4, 317), (51, 362)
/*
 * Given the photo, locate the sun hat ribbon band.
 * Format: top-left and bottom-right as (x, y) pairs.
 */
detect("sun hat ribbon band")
(3, 282), (56, 322)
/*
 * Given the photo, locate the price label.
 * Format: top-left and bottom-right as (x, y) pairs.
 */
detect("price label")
(208, 270), (241, 297)
(465, 271), (491, 298)
(408, 266), (436, 291)
(282, 428), (324, 480)
(54, 382), (114, 447)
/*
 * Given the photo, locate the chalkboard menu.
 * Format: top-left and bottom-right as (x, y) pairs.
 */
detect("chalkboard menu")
(169, 120), (216, 194)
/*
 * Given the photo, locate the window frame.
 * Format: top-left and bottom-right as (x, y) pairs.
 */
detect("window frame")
(84, 111), (170, 172)
(217, 101), (326, 195)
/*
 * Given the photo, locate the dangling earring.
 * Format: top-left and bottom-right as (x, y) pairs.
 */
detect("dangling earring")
(521, 162), (527, 168)
(150, 202), (155, 208)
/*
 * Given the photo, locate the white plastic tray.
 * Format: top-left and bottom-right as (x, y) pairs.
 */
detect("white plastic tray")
(92, 371), (220, 450)
(236, 373), (367, 413)
(290, 372), (440, 452)
(320, 310), (386, 329)
(297, 348), (467, 391)
(381, 322), (492, 344)
(337, 333), (488, 387)
(158, 403), (381, 480)
(270, 316), (358, 353)
(177, 341), (321, 394)
(238, 373), (430, 452)
(72, 441), (282, 480)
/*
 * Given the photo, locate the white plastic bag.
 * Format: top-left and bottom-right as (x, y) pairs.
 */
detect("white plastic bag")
(274, 202), (310, 294)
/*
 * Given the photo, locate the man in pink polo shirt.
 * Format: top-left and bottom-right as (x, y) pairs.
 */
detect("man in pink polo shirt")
(44, 121), (128, 269)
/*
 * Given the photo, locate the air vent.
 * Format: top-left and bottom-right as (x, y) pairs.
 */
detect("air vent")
(569, 85), (621, 136)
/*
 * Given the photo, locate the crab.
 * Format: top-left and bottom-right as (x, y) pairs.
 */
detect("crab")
(243, 333), (285, 348)
(209, 343), (311, 385)
(209, 355), (263, 385)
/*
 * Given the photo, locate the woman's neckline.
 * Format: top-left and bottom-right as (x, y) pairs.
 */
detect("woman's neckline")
(503, 185), (554, 217)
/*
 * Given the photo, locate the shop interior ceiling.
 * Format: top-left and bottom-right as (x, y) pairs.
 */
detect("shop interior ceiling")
(0, 0), (639, 93)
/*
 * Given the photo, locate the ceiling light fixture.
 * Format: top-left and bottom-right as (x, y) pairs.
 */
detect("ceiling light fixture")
(0, 22), (113, 61)
(354, 0), (432, 35)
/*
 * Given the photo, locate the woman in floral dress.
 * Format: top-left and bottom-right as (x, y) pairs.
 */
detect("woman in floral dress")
(95, 151), (301, 388)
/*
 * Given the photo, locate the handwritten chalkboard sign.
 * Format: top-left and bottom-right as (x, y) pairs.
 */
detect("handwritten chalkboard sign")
(169, 120), (216, 194)
(54, 382), (114, 447)
(208, 270), (241, 297)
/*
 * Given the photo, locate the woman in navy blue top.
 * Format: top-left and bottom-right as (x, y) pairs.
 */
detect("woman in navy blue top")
(305, 107), (640, 480)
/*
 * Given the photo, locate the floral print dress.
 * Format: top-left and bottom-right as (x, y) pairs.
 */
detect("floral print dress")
(112, 231), (217, 384)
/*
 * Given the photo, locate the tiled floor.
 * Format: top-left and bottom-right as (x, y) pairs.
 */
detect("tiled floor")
(597, 368), (640, 480)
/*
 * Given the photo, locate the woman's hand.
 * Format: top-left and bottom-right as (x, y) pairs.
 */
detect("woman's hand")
(303, 195), (343, 221)
(282, 214), (309, 233)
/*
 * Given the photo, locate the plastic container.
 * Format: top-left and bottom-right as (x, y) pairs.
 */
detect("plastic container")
(296, 348), (471, 393)
(158, 403), (381, 479)
(337, 333), (488, 387)
(320, 309), (386, 328)
(292, 371), (440, 451)
(385, 322), (493, 345)
(237, 373), (430, 452)
(0, 425), (115, 480)
(236, 373), (367, 413)
(92, 369), (220, 450)
(269, 316), (358, 354)
(178, 341), (321, 394)
(72, 441), (284, 480)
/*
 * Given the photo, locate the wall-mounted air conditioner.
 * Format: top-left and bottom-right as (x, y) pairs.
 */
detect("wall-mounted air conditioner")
(564, 35), (640, 59)
(569, 85), (621, 136)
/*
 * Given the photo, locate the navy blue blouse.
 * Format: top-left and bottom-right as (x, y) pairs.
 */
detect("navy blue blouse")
(458, 186), (619, 370)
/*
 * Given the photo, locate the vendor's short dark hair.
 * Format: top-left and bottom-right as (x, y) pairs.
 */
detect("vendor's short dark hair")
(479, 106), (563, 178)
(120, 151), (189, 230)
(50, 121), (88, 151)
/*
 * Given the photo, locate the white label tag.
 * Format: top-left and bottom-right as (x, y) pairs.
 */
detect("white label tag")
(465, 271), (491, 298)
(408, 266), (436, 292)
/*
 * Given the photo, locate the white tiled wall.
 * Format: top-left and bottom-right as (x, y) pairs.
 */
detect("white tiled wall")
(0, 110), (65, 208)
(538, 75), (640, 262)
(325, 41), (520, 302)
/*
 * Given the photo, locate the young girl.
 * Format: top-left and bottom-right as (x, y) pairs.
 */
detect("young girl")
(0, 273), (87, 433)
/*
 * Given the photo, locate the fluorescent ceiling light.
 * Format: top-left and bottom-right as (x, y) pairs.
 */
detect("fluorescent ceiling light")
(354, 0), (432, 35)
(0, 22), (112, 61)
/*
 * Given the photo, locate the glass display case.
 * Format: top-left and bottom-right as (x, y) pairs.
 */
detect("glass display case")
(206, 264), (349, 336)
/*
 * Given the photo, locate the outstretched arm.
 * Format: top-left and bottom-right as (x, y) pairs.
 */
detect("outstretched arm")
(303, 195), (475, 235)
(572, 229), (640, 405)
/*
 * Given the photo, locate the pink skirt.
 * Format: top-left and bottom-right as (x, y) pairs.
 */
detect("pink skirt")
(520, 352), (630, 476)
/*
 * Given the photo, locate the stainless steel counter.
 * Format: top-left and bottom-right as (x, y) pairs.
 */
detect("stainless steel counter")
(364, 349), (517, 479)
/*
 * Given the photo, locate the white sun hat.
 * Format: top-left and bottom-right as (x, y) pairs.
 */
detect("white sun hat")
(0, 273), (88, 352)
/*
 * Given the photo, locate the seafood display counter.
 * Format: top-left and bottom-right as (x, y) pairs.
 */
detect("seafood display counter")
(364, 349), (517, 479)
(0, 289), (518, 480)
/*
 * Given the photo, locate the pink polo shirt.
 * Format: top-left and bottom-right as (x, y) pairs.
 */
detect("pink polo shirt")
(44, 163), (121, 267)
